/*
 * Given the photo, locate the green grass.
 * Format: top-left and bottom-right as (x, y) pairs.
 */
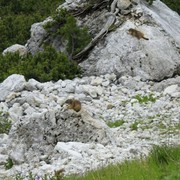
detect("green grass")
(107, 119), (125, 128)
(64, 145), (180, 180)
(134, 94), (156, 104)
(130, 121), (139, 131)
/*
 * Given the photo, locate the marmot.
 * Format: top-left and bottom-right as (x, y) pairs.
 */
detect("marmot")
(128, 28), (149, 40)
(63, 99), (81, 112)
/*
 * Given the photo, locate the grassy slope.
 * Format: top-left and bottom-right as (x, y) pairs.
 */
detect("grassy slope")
(65, 146), (180, 180)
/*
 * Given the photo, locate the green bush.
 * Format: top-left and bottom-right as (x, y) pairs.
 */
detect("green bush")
(44, 9), (91, 58)
(0, 46), (82, 82)
(4, 157), (13, 170)
(0, 0), (65, 52)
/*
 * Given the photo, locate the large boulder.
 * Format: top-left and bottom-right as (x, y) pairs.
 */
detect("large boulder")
(2, 44), (28, 57)
(80, 1), (180, 81)
(7, 107), (116, 164)
(0, 74), (26, 101)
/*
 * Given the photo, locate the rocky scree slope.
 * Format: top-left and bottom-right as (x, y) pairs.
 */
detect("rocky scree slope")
(0, 74), (179, 178)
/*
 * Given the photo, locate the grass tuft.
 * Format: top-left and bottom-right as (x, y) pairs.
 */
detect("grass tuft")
(134, 94), (156, 104)
(107, 119), (125, 128)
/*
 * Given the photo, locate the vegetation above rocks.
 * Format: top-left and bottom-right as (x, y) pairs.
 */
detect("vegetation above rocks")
(0, 0), (65, 52)
(0, 46), (82, 82)
(44, 9), (92, 59)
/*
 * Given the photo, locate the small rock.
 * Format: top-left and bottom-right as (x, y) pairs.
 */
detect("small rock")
(163, 84), (179, 95)
(102, 81), (110, 87)
(107, 104), (114, 109)
(91, 77), (103, 86)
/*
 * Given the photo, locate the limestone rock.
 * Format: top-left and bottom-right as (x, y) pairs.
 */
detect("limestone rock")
(2, 44), (28, 57)
(79, 1), (180, 81)
(90, 77), (103, 86)
(0, 74), (26, 101)
(79, 85), (103, 98)
(163, 84), (179, 95)
(26, 18), (52, 55)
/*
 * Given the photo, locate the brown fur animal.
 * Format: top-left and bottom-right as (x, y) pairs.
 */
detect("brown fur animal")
(128, 28), (149, 40)
(64, 99), (81, 112)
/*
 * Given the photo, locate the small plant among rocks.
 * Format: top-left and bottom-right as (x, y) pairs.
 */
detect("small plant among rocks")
(0, 111), (11, 134)
(14, 169), (64, 180)
(4, 157), (13, 170)
(107, 119), (125, 128)
(130, 121), (139, 131)
(134, 94), (156, 104)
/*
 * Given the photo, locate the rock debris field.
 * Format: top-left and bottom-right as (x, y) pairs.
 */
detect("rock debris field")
(0, 74), (180, 178)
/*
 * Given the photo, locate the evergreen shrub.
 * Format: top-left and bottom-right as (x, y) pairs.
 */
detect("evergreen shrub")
(0, 46), (82, 82)
(44, 9), (91, 58)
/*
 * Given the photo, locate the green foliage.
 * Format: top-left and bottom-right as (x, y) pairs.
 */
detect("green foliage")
(4, 157), (13, 170)
(45, 9), (91, 58)
(149, 145), (175, 165)
(130, 121), (139, 131)
(162, 0), (180, 15)
(15, 174), (24, 180)
(107, 119), (125, 128)
(0, 46), (82, 82)
(134, 94), (156, 104)
(0, 0), (65, 52)
(0, 112), (11, 134)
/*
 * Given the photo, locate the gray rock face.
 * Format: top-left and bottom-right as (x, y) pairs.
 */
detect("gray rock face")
(8, 108), (112, 159)
(79, 1), (180, 81)
(25, 18), (52, 55)
(23, 0), (180, 81)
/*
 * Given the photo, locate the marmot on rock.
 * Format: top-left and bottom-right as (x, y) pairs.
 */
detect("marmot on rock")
(128, 28), (149, 40)
(63, 99), (81, 112)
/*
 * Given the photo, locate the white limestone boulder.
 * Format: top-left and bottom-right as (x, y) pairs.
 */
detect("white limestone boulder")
(163, 84), (180, 97)
(0, 74), (26, 101)
(2, 44), (28, 57)
(80, 1), (180, 81)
